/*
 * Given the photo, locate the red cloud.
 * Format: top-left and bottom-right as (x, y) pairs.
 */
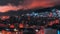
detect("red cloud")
(0, 5), (23, 12)
(0, 0), (59, 12)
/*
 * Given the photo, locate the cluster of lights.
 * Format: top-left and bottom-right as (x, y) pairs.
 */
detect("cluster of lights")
(14, 28), (18, 32)
(23, 9), (59, 17)
(19, 9), (59, 17)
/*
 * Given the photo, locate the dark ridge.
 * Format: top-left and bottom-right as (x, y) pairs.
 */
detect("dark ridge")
(55, 5), (60, 10)
(24, 6), (56, 13)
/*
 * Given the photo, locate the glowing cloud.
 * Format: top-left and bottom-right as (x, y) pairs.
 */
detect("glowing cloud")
(0, 0), (59, 12)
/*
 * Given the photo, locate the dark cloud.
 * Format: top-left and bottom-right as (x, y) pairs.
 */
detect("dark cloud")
(0, 0), (24, 6)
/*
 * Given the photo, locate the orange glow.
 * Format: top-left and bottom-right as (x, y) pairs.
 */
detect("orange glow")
(39, 29), (44, 34)
(0, 5), (23, 12)
(48, 19), (59, 26)
(19, 24), (24, 28)
(6, 32), (11, 34)
(55, 19), (59, 24)
(10, 24), (15, 28)
(2, 30), (6, 34)
(1, 16), (9, 20)
(49, 21), (53, 26)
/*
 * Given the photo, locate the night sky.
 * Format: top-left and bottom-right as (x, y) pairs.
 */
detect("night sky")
(0, 0), (59, 12)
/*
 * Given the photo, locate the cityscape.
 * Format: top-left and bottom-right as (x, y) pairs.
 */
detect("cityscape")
(0, 8), (59, 34)
(0, 0), (60, 34)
